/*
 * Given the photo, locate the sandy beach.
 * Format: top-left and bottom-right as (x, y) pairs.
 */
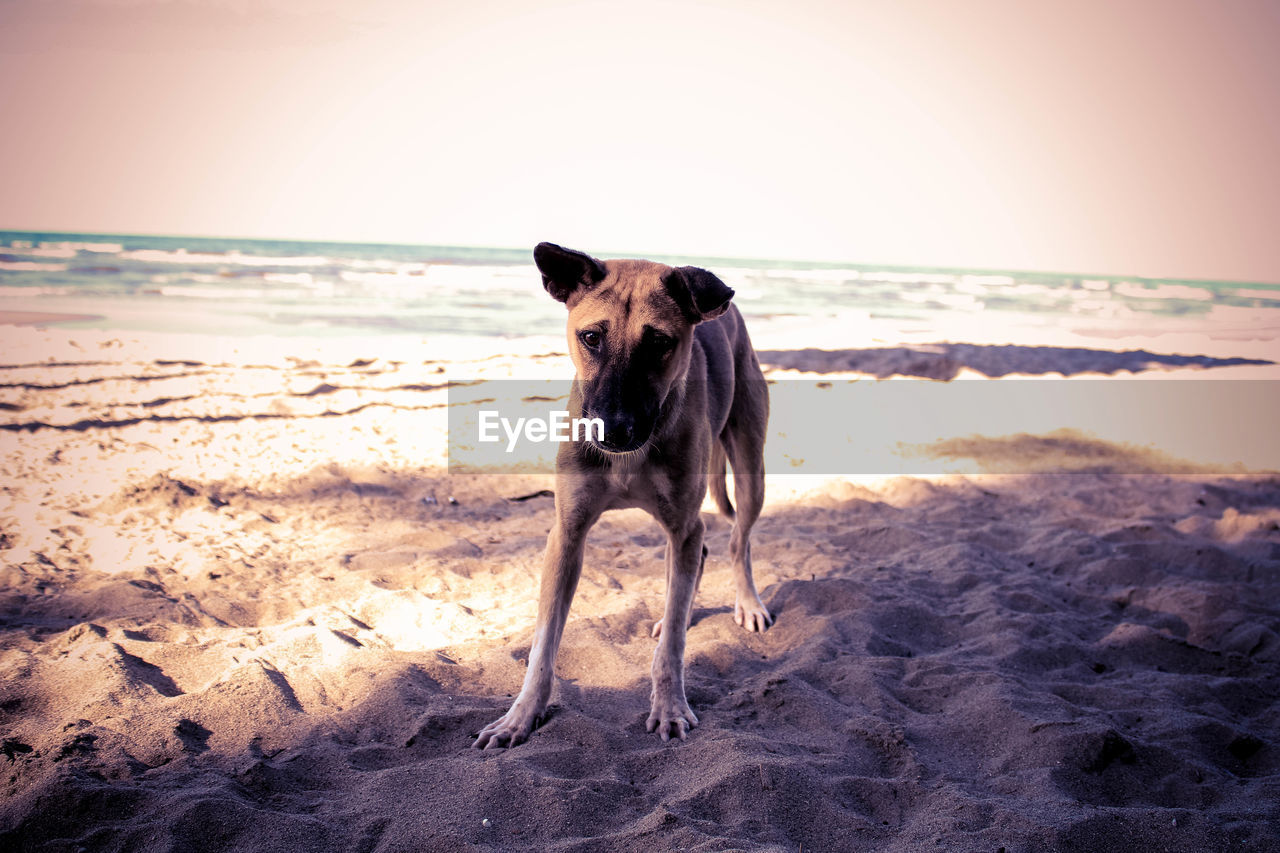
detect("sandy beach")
(1, 321), (1278, 852)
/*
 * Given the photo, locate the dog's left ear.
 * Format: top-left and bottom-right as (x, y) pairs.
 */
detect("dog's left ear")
(662, 266), (735, 323)
(534, 242), (608, 302)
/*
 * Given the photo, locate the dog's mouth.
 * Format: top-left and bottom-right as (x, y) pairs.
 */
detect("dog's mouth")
(589, 426), (652, 455)
(591, 436), (648, 455)
(587, 438), (652, 465)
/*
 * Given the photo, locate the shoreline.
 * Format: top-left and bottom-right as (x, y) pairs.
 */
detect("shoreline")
(0, 309), (106, 327)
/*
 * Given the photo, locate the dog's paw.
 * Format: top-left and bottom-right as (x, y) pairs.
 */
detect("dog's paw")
(646, 694), (698, 742)
(735, 595), (774, 632)
(473, 704), (541, 750)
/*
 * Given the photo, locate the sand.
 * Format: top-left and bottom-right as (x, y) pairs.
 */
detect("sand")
(1, 323), (1278, 852)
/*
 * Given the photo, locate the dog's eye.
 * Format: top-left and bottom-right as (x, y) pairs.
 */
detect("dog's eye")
(578, 330), (602, 349)
(652, 334), (675, 352)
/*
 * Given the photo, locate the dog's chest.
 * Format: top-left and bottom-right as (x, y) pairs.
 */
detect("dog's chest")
(606, 465), (649, 494)
(603, 464), (670, 513)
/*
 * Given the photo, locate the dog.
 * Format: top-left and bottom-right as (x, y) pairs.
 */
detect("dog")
(474, 242), (771, 748)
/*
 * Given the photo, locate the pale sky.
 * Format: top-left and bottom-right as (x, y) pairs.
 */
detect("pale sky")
(2, 0), (1278, 282)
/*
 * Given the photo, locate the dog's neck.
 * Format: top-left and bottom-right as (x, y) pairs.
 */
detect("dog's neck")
(653, 371), (690, 441)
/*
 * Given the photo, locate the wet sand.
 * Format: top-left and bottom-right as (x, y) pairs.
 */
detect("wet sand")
(0, 310), (105, 327)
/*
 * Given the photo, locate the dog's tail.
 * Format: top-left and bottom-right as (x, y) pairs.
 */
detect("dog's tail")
(709, 441), (735, 519)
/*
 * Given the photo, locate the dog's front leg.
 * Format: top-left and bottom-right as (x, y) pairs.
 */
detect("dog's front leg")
(475, 518), (589, 749)
(647, 520), (703, 741)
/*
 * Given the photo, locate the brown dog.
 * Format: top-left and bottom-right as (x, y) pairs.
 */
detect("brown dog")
(474, 243), (771, 748)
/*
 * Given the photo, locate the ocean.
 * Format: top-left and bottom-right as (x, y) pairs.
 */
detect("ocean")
(3, 230), (1279, 346)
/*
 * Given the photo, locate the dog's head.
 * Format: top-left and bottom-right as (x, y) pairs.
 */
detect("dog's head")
(534, 242), (734, 454)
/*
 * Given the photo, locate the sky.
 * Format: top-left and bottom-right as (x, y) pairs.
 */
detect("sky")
(1, 0), (1278, 282)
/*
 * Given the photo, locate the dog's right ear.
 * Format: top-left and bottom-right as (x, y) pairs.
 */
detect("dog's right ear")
(662, 266), (735, 324)
(534, 242), (608, 303)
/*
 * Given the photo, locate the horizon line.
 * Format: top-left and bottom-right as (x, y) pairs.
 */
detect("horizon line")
(3, 226), (1278, 291)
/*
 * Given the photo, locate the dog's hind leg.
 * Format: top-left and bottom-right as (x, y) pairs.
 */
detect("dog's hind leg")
(708, 439), (735, 519)
(722, 420), (773, 633)
(651, 541), (707, 639)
